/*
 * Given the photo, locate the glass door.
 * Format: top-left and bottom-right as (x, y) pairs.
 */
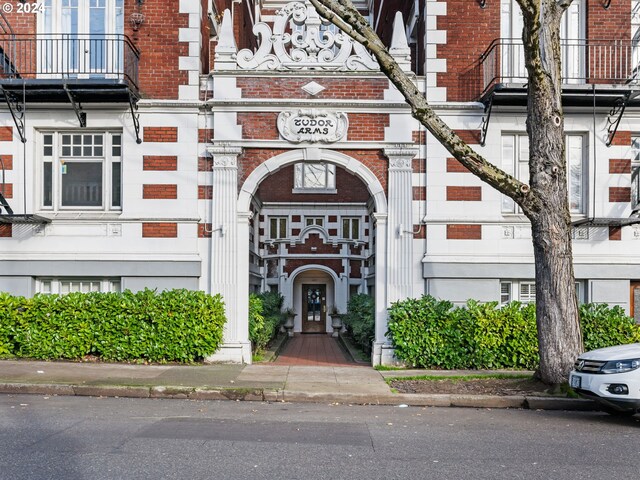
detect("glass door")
(302, 284), (326, 333)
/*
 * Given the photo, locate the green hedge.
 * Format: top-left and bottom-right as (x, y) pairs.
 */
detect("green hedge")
(387, 296), (640, 370)
(248, 291), (283, 354)
(342, 294), (375, 355)
(0, 289), (226, 362)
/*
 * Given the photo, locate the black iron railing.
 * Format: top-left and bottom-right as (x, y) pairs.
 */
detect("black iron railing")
(479, 38), (640, 96)
(0, 33), (139, 90)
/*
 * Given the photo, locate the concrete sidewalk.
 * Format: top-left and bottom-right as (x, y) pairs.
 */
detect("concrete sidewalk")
(0, 359), (596, 411)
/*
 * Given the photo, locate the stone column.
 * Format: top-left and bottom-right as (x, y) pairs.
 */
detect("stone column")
(385, 145), (419, 303)
(206, 143), (251, 363)
(371, 212), (389, 366)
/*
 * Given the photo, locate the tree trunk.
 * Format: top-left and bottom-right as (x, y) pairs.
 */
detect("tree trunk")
(523, 0), (583, 384)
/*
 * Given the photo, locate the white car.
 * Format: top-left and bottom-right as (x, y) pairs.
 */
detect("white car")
(569, 343), (640, 415)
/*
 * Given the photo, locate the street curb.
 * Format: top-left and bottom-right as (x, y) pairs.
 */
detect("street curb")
(0, 382), (597, 411)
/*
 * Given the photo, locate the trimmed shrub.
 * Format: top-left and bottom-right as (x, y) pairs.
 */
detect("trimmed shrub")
(387, 295), (640, 370)
(0, 289), (226, 362)
(248, 291), (284, 354)
(342, 294), (375, 354)
(580, 303), (640, 351)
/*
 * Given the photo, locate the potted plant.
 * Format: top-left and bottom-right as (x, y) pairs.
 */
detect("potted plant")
(282, 307), (296, 337)
(329, 306), (344, 338)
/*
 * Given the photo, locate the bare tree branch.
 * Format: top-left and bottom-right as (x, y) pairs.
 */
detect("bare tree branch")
(309, 0), (538, 213)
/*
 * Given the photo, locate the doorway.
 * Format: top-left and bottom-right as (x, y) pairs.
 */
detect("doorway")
(302, 284), (326, 333)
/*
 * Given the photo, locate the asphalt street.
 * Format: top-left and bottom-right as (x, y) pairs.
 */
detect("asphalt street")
(0, 394), (638, 480)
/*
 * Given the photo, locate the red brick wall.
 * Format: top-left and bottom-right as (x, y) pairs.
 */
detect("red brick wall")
(128, 0), (189, 99)
(238, 113), (280, 140)
(447, 224), (482, 240)
(437, 0), (499, 101)
(609, 226), (622, 241)
(609, 159), (630, 174)
(198, 156), (213, 172)
(0, 224), (11, 238)
(142, 223), (178, 237)
(237, 77), (388, 100)
(609, 187), (630, 202)
(0, 155), (12, 170)
(238, 149), (388, 194)
(413, 187), (426, 201)
(143, 155), (178, 171)
(198, 223), (212, 238)
(0, 183), (12, 199)
(588, 2), (630, 42)
(610, 131), (631, 147)
(143, 127), (178, 142)
(284, 259), (343, 276)
(198, 185), (213, 199)
(0, 127), (13, 142)
(286, 234), (341, 255)
(447, 157), (470, 173)
(257, 165), (370, 203)
(348, 114), (389, 142)
(142, 184), (178, 199)
(447, 186), (481, 201)
(199, 129), (214, 143)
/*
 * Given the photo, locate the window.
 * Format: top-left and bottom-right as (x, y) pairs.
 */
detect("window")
(500, 281), (582, 305)
(501, 133), (585, 215)
(500, 281), (535, 304)
(41, 131), (122, 211)
(305, 217), (324, 227)
(38, 278), (121, 294)
(293, 163), (336, 192)
(269, 217), (287, 239)
(342, 217), (360, 240)
(40, 0), (125, 77)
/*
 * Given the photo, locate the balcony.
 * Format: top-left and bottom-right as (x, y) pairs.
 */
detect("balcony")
(477, 38), (640, 107)
(0, 33), (141, 144)
(0, 33), (139, 100)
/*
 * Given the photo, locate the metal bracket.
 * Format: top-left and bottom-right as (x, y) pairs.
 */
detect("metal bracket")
(0, 191), (14, 215)
(605, 90), (640, 147)
(63, 84), (87, 127)
(479, 96), (494, 147)
(129, 92), (142, 144)
(1, 86), (26, 143)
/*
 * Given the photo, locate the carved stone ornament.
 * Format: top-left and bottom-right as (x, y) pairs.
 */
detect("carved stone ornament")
(236, 1), (378, 71)
(278, 110), (348, 144)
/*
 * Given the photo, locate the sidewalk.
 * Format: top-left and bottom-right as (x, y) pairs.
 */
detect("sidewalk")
(0, 359), (596, 411)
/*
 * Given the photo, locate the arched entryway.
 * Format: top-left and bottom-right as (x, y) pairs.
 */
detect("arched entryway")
(237, 148), (388, 365)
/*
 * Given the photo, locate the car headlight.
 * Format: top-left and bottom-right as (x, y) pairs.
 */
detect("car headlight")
(601, 358), (640, 374)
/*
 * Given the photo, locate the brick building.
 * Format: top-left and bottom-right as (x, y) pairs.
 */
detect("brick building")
(2, 1), (640, 364)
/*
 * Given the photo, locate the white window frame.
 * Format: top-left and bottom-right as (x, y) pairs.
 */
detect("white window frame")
(342, 217), (360, 240)
(305, 216), (324, 227)
(38, 0), (125, 78)
(38, 278), (121, 294)
(501, 133), (586, 216)
(269, 216), (288, 239)
(39, 131), (122, 213)
(293, 163), (337, 193)
(500, 280), (583, 305)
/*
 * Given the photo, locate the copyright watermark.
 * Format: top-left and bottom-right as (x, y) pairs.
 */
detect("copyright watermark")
(2, 2), (45, 14)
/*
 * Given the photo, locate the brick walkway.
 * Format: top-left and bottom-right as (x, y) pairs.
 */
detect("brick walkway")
(274, 334), (358, 366)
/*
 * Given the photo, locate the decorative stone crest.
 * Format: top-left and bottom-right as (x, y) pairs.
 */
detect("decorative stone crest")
(236, 1), (378, 71)
(278, 110), (348, 143)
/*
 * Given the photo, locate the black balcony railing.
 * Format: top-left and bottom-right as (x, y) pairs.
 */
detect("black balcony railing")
(479, 38), (640, 97)
(0, 33), (139, 90)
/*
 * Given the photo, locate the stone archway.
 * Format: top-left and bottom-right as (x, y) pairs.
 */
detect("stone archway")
(237, 148), (389, 364)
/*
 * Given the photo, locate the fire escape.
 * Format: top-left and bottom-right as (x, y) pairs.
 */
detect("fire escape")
(0, 10), (140, 224)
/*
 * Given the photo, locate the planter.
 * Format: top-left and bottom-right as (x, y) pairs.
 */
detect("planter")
(283, 313), (296, 337)
(330, 313), (344, 338)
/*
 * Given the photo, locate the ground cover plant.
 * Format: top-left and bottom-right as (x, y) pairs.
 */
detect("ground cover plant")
(0, 289), (226, 362)
(387, 296), (640, 370)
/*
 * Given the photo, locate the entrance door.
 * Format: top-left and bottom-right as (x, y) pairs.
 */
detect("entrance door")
(302, 284), (326, 333)
(631, 282), (640, 323)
